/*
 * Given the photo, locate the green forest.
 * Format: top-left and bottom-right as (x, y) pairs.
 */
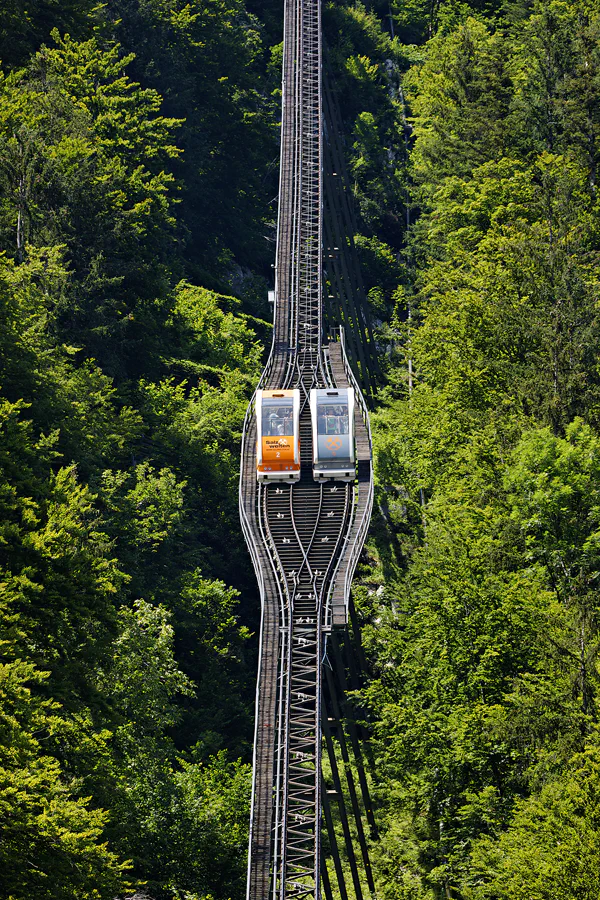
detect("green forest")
(1, 0), (600, 897)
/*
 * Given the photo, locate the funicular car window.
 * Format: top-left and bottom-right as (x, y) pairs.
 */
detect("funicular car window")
(263, 403), (293, 436)
(317, 403), (349, 436)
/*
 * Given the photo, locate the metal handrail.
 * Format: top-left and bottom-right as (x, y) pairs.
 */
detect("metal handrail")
(339, 329), (374, 602)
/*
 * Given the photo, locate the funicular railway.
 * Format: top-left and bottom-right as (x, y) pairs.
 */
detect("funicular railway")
(239, 0), (375, 895)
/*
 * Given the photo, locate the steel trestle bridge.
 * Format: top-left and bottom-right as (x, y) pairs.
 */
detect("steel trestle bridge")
(239, 0), (375, 895)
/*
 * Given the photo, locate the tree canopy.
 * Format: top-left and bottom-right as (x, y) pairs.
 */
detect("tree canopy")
(2, 0), (600, 897)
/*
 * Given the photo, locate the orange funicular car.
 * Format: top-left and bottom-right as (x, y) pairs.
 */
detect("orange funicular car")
(256, 389), (301, 482)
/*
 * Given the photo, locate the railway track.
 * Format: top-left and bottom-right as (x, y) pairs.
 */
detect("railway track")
(239, 0), (374, 896)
